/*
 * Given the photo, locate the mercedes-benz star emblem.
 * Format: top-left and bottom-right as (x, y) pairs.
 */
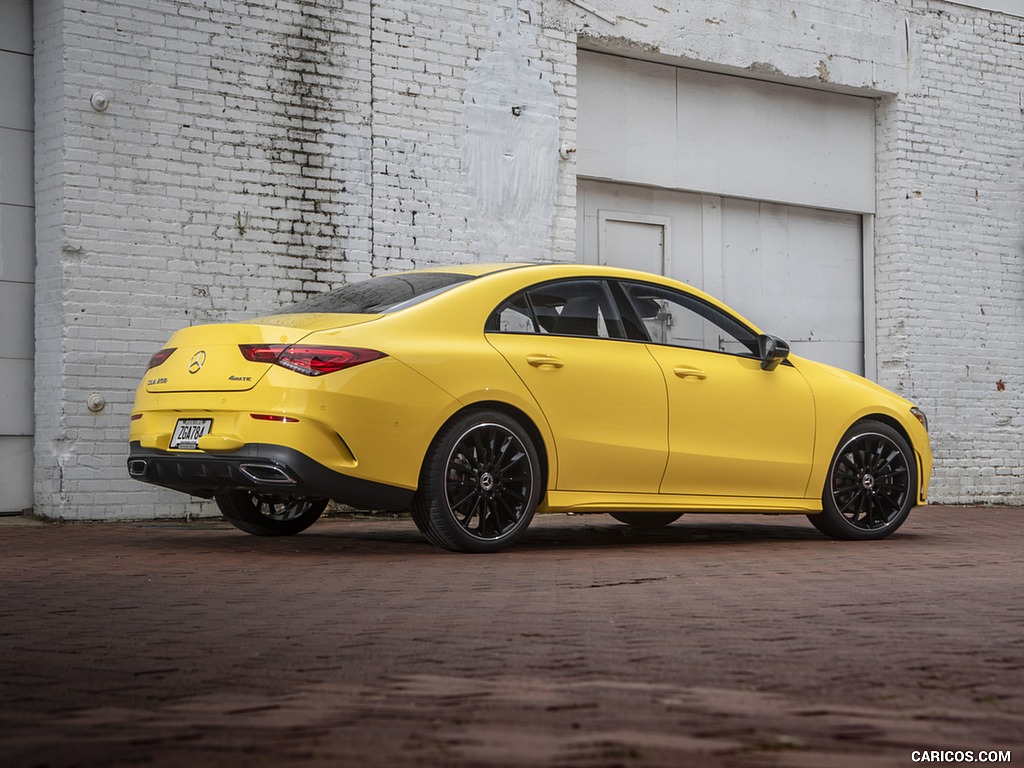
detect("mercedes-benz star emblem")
(188, 350), (207, 374)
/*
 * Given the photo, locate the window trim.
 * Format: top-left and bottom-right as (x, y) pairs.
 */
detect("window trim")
(485, 276), (765, 361)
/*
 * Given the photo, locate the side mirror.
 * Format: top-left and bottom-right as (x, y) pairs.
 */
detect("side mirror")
(758, 334), (790, 371)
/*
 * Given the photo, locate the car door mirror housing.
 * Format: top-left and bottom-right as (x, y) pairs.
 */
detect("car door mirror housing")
(758, 334), (790, 371)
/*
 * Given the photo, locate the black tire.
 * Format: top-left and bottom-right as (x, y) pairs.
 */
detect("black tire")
(609, 512), (682, 529)
(409, 506), (432, 535)
(215, 491), (327, 536)
(412, 409), (542, 553)
(809, 420), (917, 541)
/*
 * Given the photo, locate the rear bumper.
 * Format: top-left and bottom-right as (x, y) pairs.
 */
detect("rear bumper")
(127, 442), (415, 511)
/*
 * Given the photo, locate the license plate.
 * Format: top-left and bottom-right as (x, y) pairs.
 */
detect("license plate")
(169, 418), (213, 450)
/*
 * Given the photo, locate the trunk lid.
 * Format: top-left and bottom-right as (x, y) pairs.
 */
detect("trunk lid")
(144, 314), (379, 393)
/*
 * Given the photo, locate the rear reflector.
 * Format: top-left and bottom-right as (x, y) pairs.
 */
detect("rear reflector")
(147, 348), (177, 369)
(250, 414), (300, 423)
(238, 344), (386, 376)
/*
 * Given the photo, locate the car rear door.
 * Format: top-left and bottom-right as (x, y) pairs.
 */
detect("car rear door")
(486, 279), (668, 494)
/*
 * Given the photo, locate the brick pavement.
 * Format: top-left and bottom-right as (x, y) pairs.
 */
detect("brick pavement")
(1, 507), (1022, 767)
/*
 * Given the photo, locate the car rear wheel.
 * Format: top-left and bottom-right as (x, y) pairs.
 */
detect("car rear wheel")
(215, 491), (328, 536)
(809, 421), (917, 541)
(413, 409), (541, 553)
(609, 512), (682, 529)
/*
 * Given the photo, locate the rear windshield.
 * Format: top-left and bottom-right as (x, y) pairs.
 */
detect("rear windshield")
(272, 273), (474, 315)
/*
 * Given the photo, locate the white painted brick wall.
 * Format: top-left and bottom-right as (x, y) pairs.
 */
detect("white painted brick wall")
(875, 6), (1024, 504)
(32, 0), (1023, 520)
(34, 0), (577, 520)
(35, 0), (378, 520)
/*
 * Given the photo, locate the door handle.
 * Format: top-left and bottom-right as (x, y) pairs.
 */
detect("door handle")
(527, 355), (564, 369)
(673, 366), (707, 380)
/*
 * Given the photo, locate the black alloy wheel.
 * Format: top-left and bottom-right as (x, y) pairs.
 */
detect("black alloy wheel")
(216, 491), (328, 536)
(413, 409), (541, 553)
(809, 420), (917, 541)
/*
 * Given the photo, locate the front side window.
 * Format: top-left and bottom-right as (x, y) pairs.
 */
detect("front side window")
(486, 280), (625, 339)
(619, 282), (759, 357)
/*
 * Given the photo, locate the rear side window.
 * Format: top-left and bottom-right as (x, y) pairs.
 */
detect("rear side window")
(486, 280), (626, 339)
(273, 273), (473, 315)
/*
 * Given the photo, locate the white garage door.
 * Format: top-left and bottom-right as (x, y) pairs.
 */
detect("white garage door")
(578, 181), (865, 372)
(0, 0), (34, 514)
(576, 51), (875, 375)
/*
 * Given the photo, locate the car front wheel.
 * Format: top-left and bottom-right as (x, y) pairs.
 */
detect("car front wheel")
(412, 409), (542, 553)
(809, 421), (917, 541)
(215, 491), (327, 536)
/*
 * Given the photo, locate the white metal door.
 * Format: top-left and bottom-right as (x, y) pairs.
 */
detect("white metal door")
(577, 50), (876, 214)
(720, 199), (864, 372)
(598, 211), (670, 275)
(579, 179), (865, 373)
(577, 181), (703, 282)
(576, 50), (874, 376)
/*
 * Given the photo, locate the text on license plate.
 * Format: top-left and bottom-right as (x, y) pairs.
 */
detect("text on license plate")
(170, 418), (213, 450)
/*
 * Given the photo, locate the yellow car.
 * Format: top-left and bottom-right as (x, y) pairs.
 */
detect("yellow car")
(128, 263), (932, 553)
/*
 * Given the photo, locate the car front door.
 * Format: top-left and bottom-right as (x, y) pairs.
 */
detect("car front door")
(486, 279), (668, 494)
(618, 281), (816, 500)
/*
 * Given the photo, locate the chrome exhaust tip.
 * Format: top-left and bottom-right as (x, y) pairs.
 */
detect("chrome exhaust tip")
(127, 459), (148, 478)
(239, 463), (297, 485)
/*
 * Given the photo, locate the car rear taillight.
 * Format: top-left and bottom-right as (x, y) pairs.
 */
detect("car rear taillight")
(147, 348), (177, 369)
(238, 344), (387, 376)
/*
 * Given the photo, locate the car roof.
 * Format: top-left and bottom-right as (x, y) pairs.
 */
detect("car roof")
(401, 262), (766, 336)
(402, 262), (536, 277)
(400, 262), (681, 282)
(399, 262), (693, 290)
